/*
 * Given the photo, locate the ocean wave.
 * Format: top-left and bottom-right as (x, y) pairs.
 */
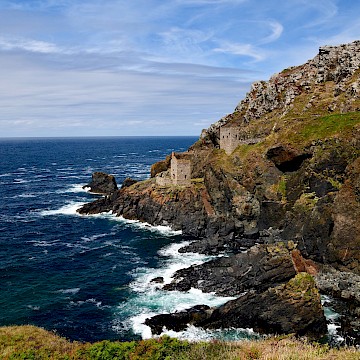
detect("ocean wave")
(130, 241), (214, 292)
(40, 202), (85, 216)
(81, 233), (108, 242)
(13, 178), (29, 184)
(56, 184), (89, 194)
(29, 239), (61, 247)
(57, 288), (81, 295)
(321, 295), (344, 343)
(115, 241), (233, 340)
(68, 298), (110, 310)
(5, 193), (37, 199)
(119, 288), (235, 340)
(162, 326), (259, 342)
(83, 211), (182, 237)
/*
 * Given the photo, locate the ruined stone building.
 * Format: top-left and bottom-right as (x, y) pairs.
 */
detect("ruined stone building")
(220, 126), (241, 155)
(155, 152), (192, 187)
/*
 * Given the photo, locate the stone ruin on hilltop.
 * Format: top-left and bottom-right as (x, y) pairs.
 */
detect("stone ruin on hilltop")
(156, 152), (192, 187)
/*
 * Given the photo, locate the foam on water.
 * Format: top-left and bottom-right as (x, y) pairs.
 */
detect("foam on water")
(114, 241), (234, 340)
(120, 288), (235, 340)
(40, 202), (85, 216)
(84, 212), (183, 236)
(56, 184), (90, 194)
(130, 241), (214, 290)
(57, 288), (81, 295)
(162, 326), (260, 342)
(321, 295), (345, 344)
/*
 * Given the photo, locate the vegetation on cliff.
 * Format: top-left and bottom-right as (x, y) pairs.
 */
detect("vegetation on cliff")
(1, 325), (359, 360)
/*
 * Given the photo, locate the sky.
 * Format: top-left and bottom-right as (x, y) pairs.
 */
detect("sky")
(0, 0), (360, 137)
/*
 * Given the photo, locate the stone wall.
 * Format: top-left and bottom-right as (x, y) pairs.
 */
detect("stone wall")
(155, 170), (172, 186)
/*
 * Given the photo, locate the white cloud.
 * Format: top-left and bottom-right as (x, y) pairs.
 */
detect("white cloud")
(258, 21), (283, 44)
(213, 42), (265, 62)
(0, 36), (65, 54)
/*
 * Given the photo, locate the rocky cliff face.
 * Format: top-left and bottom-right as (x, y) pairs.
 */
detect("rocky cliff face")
(78, 40), (360, 341)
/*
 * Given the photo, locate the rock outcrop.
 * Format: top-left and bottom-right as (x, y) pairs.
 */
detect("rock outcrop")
(163, 243), (297, 296)
(83, 172), (118, 195)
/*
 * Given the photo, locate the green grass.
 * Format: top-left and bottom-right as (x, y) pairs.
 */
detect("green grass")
(298, 112), (360, 142)
(1, 325), (359, 360)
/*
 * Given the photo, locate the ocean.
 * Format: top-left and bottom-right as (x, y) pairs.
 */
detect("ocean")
(0, 136), (253, 343)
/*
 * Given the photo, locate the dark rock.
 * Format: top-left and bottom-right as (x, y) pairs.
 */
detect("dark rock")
(121, 177), (138, 189)
(150, 277), (164, 284)
(266, 146), (312, 172)
(83, 172), (118, 195)
(164, 243), (297, 296)
(145, 305), (211, 335)
(200, 273), (327, 339)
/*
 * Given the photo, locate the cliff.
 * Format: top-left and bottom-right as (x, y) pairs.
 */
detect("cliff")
(78, 40), (360, 341)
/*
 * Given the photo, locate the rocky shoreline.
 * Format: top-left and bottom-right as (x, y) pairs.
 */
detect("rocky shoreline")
(78, 40), (360, 345)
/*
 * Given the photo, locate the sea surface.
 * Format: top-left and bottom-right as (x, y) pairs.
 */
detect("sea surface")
(0, 136), (248, 343)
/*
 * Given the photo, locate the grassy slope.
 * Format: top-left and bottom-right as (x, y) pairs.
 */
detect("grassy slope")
(1, 325), (359, 360)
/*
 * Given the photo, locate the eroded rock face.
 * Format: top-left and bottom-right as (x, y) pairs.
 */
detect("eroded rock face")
(83, 172), (118, 195)
(201, 273), (327, 339)
(163, 243), (297, 296)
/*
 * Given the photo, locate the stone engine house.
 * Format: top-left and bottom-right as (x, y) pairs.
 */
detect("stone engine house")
(155, 152), (192, 187)
(220, 126), (241, 155)
(171, 152), (191, 186)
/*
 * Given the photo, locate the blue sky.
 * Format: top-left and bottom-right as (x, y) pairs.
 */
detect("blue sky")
(0, 0), (359, 137)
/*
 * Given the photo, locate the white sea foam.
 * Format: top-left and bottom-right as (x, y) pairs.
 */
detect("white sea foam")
(115, 216), (182, 236)
(114, 240), (234, 340)
(84, 212), (182, 236)
(120, 288), (235, 340)
(40, 202), (85, 216)
(29, 239), (61, 247)
(130, 241), (213, 291)
(18, 193), (37, 198)
(321, 295), (344, 343)
(162, 326), (259, 342)
(81, 233), (108, 242)
(57, 288), (80, 295)
(13, 178), (29, 184)
(55, 184), (89, 194)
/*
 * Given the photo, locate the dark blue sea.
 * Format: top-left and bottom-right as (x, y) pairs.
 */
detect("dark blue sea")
(0, 136), (248, 343)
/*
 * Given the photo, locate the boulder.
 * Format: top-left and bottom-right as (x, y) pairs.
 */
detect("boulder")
(145, 305), (211, 335)
(121, 177), (138, 189)
(83, 172), (118, 195)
